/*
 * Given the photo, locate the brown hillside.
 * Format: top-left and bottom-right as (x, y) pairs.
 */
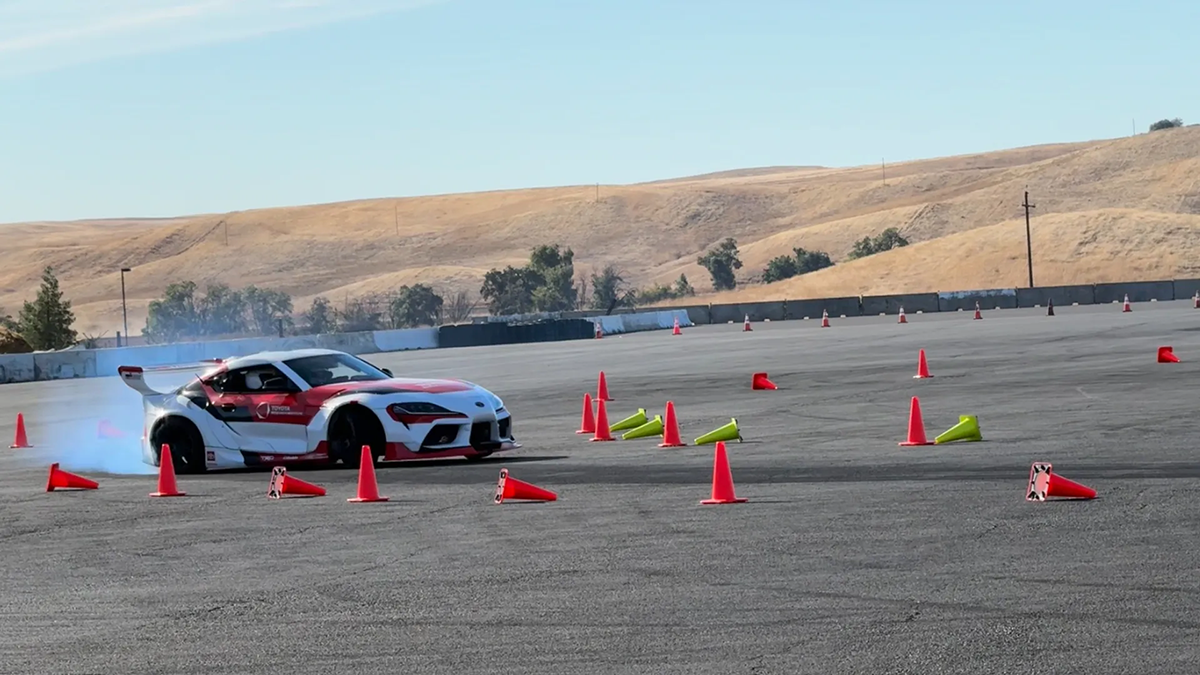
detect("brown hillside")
(2, 128), (1199, 337)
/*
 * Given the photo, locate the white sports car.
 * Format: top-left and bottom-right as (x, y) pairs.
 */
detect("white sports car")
(118, 348), (519, 473)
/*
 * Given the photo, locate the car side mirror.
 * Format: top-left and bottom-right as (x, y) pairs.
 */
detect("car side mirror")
(381, 368), (393, 377)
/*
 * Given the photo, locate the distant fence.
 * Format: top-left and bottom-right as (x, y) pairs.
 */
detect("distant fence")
(0, 309), (694, 385)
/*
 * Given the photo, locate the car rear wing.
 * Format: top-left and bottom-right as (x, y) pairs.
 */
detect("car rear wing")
(117, 359), (224, 396)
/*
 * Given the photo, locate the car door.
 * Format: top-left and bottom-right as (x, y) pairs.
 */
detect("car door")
(206, 365), (311, 455)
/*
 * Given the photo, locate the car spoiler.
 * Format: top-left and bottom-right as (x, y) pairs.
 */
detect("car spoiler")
(117, 359), (224, 396)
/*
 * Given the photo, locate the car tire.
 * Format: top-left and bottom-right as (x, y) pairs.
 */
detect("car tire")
(327, 406), (384, 469)
(154, 417), (207, 474)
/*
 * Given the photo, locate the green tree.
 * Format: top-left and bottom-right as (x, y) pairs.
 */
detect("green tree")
(196, 284), (248, 337)
(673, 273), (695, 297)
(1149, 118), (1184, 131)
(846, 228), (909, 261)
(244, 286), (294, 336)
(0, 309), (16, 332)
(528, 244), (578, 312)
(590, 264), (635, 313)
(17, 266), (78, 350)
(389, 284), (444, 328)
(302, 296), (337, 334)
(762, 255), (799, 283)
(143, 281), (200, 343)
(794, 247), (834, 274)
(697, 238), (743, 291)
(480, 265), (543, 315)
(338, 297), (385, 332)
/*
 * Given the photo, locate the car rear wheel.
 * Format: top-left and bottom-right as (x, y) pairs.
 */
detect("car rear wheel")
(327, 406), (385, 469)
(153, 417), (207, 474)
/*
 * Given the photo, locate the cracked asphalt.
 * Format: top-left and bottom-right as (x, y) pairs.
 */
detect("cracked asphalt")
(2, 300), (1199, 674)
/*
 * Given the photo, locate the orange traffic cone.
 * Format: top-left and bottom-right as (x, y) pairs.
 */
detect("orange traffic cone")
(590, 399), (615, 441)
(267, 466), (326, 499)
(597, 371), (612, 401)
(821, 309), (830, 328)
(9, 413), (32, 448)
(898, 307), (908, 324)
(150, 444), (186, 497)
(1122, 294), (1132, 312)
(751, 372), (777, 390)
(1026, 462), (1096, 501)
(700, 441), (747, 504)
(672, 317), (682, 335)
(914, 349), (933, 379)
(493, 468), (557, 503)
(973, 301), (982, 320)
(1047, 299), (1055, 316)
(659, 401), (686, 448)
(594, 323), (603, 339)
(46, 463), (99, 491)
(898, 397), (934, 446)
(743, 315), (752, 332)
(348, 445), (388, 502)
(1194, 291), (1199, 309)
(1158, 346), (1180, 363)
(575, 392), (596, 434)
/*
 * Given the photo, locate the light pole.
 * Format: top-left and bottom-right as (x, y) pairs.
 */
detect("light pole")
(120, 267), (132, 344)
(1022, 191), (1035, 288)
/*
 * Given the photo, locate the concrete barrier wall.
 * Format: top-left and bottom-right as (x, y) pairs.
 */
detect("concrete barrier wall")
(372, 328), (439, 352)
(937, 288), (1018, 311)
(33, 351), (97, 380)
(786, 297), (861, 319)
(709, 301), (786, 324)
(1094, 280), (1174, 304)
(0, 354), (36, 384)
(592, 309), (693, 334)
(1174, 278), (1200, 301)
(1015, 284), (1096, 308)
(861, 293), (940, 315)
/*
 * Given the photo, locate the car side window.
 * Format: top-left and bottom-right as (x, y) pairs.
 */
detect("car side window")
(217, 366), (299, 394)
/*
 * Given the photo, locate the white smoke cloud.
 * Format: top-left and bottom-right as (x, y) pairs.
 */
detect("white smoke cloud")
(0, 0), (447, 78)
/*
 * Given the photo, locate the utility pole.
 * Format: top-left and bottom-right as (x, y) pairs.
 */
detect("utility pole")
(120, 267), (132, 345)
(1022, 190), (1036, 288)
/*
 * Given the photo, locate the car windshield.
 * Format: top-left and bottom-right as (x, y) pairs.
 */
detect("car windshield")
(284, 353), (390, 387)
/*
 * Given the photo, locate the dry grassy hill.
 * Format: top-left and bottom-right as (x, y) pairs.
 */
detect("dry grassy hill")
(3, 126), (1200, 337)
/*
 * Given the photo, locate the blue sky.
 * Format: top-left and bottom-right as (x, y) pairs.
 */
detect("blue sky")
(1, 0), (1195, 223)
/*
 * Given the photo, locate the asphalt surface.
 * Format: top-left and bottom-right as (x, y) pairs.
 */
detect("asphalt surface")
(2, 300), (1200, 674)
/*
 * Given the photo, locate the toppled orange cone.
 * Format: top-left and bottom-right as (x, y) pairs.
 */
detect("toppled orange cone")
(46, 463), (99, 491)
(150, 444), (186, 497)
(494, 468), (557, 503)
(1026, 462), (1096, 501)
(751, 372), (777, 390)
(1158, 346), (1180, 363)
(267, 466), (326, 499)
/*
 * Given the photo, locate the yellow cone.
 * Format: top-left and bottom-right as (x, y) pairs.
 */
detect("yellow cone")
(934, 415), (982, 444)
(622, 415), (664, 440)
(694, 418), (740, 445)
(609, 408), (648, 432)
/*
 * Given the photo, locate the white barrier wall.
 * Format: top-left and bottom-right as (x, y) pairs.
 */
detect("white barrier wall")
(0, 310), (682, 384)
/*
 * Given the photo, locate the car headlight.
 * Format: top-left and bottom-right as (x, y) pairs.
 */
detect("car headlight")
(387, 402), (465, 424)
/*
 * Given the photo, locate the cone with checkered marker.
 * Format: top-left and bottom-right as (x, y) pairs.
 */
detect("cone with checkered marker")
(622, 415), (663, 440)
(494, 468), (556, 503)
(1026, 462), (1095, 501)
(46, 463), (99, 491)
(609, 408), (648, 432)
(694, 418), (740, 445)
(934, 415), (982, 444)
(267, 466), (325, 499)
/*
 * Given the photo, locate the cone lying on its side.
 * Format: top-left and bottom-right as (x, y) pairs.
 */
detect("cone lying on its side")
(46, 463), (99, 491)
(695, 418), (740, 445)
(898, 397), (934, 446)
(150, 444), (186, 497)
(267, 466), (326, 499)
(622, 415), (663, 440)
(609, 408), (648, 432)
(494, 468), (557, 503)
(575, 393), (596, 435)
(347, 445), (388, 502)
(701, 441), (747, 505)
(751, 372), (777, 390)
(1158, 346), (1180, 363)
(1026, 462), (1096, 501)
(10, 412), (32, 449)
(934, 415), (982, 444)
(659, 401), (686, 448)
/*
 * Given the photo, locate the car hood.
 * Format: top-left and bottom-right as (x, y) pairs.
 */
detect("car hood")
(308, 378), (480, 398)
